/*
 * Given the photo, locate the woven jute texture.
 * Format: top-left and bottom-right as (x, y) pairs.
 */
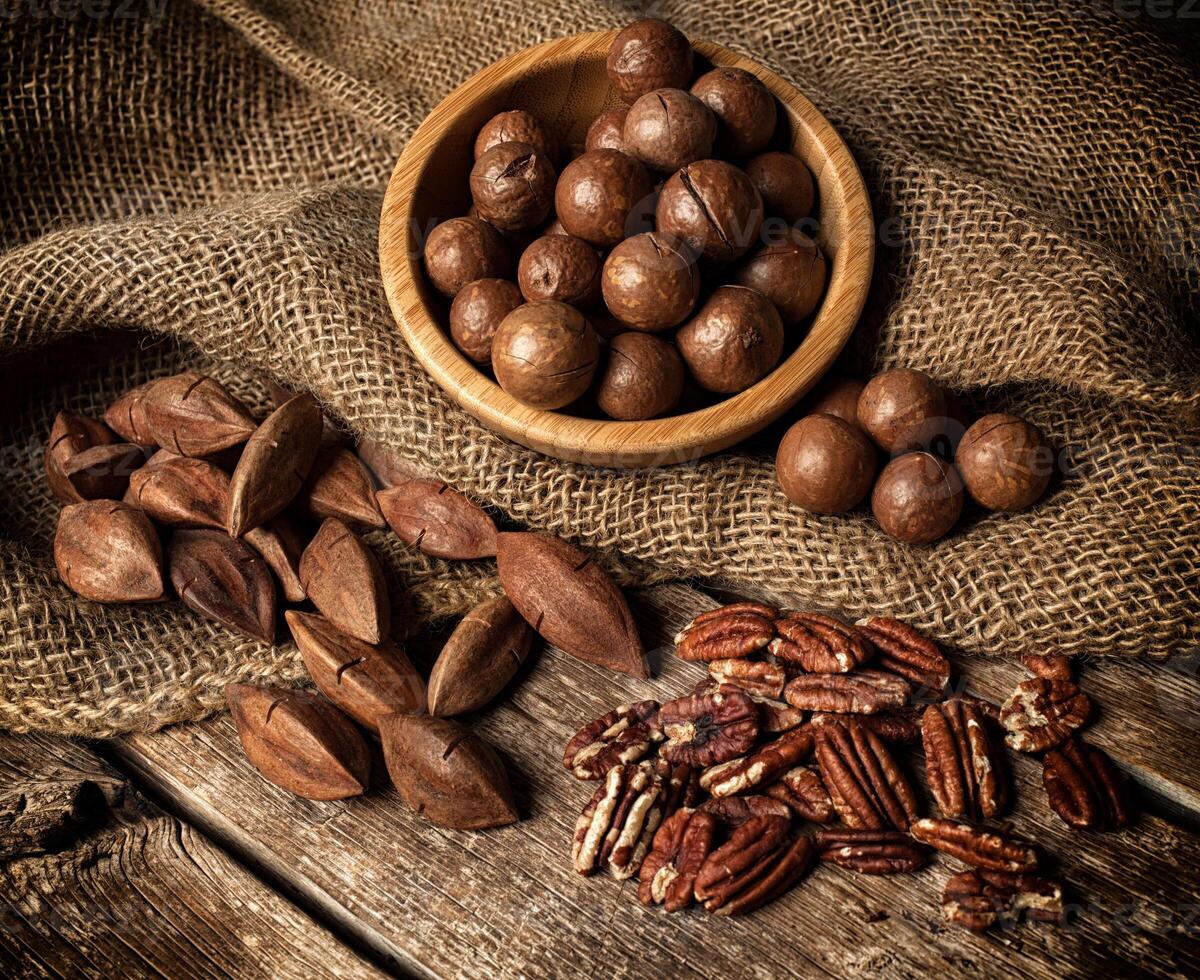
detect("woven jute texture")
(1, 1), (1198, 737)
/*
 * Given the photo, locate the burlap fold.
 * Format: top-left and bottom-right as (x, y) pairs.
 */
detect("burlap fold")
(1, 0), (1197, 736)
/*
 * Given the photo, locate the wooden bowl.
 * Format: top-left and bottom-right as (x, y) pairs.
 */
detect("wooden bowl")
(380, 30), (874, 468)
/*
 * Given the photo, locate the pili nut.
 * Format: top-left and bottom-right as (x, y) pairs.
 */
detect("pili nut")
(813, 708), (922, 744)
(659, 684), (759, 767)
(673, 602), (776, 662)
(694, 815), (814, 916)
(638, 807), (718, 911)
(286, 609), (425, 732)
(699, 724), (816, 798)
(142, 372), (256, 458)
(765, 766), (835, 823)
(708, 658), (786, 699)
(698, 795), (792, 826)
(563, 700), (662, 779)
(378, 479), (498, 559)
(1042, 739), (1132, 830)
(910, 817), (1039, 873)
(125, 450), (230, 528)
(226, 683), (369, 800)
(855, 617), (951, 695)
(1022, 653), (1073, 681)
(297, 446), (386, 528)
(227, 393), (323, 537)
(299, 518), (391, 645)
(265, 380), (342, 446)
(54, 500), (164, 603)
(169, 529), (277, 644)
(784, 670), (910, 714)
(770, 611), (871, 673)
(104, 381), (159, 447)
(815, 720), (921, 831)
(62, 443), (148, 502)
(943, 869), (1065, 931)
(922, 700), (1007, 821)
(243, 516), (308, 602)
(379, 713), (518, 830)
(356, 438), (436, 487)
(1000, 677), (1092, 753)
(496, 531), (647, 678)
(44, 412), (117, 503)
(572, 763), (664, 878)
(427, 594), (534, 717)
(816, 828), (930, 874)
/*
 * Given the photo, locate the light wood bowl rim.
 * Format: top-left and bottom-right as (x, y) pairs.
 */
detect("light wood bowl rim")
(380, 30), (874, 468)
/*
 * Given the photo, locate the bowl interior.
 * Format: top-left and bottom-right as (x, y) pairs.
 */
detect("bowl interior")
(382, 31), (874, 468)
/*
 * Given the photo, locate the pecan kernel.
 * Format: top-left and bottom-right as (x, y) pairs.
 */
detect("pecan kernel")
(698, 795), (792, 826)
(816, 828), (930, 874)
(659, 685), (760, 768)
(694, 815), (813, 916)
(943, 869), (1065, 931)
(769, 611), (871, 673)
(674, 605), (776, 662)
(1042, 739), (1132, 830)
(708, 658), (786, 699)
(638, 807), (718, 911)
(1000, 678), (1091, 753)
(784, 670), (910, 715)
(699, 725), (815, 798)
(910, 817), (1038, 873)
(855, 617), (951, 695)
(571, 764), (664, 879)
(562, 700), (661, 779)
(766, 766), (835, 823)
(922, 700), (1007, 820)
(815, 721), (920, 831)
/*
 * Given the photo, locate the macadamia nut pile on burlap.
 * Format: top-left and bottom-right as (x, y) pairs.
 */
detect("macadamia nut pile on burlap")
(0, 1), (1198, 735)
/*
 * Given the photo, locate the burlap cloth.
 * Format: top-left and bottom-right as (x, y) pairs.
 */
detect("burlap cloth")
(0, 1), (1197, 737)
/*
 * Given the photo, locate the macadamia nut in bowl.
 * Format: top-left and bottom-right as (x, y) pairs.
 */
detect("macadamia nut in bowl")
(492, 301), (599, 410)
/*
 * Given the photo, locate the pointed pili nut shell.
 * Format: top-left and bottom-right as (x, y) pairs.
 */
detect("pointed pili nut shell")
(61, 442), (148, 501)
(299, 518), (391, 644)
(142, 372), (256, 457)
(357, 438), (436, 488)
(496, 531), (647, 678)
(125, 450), (230, 528)
(225, 683), (369, 800)
(297, 445), (385, 528)
(227, 393), (323, 537)
(286, 609), (425, 731)
(427, 595), (533, 717)
(244, 516), (308, 602)
(379, 713), (518, 829)
(168, 528), (277, 644)
(378, 479), (497, 559)
(45, 411), (116, 503)
(103, 380), (159, 447)
(54, 500), (164, 603)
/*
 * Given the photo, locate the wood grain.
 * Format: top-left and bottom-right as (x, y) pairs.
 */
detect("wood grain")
(379, 31), (875, 467)
(109, 584), (1200, 979)
(0, 732), (382, 980)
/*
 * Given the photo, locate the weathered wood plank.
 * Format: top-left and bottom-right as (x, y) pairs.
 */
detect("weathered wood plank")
(0, 732), (384, 980)
(109, 584), (1200, 980)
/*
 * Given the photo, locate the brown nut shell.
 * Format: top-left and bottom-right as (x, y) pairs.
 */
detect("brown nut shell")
(449, 278), (522, 364)
(243, 516), (307, 603)
(379, 713), (518, 829)
(296, 445), (385, 529)
(492, 301), (599, 409)
(61, 443), (148, 502)
(776, 414), (878, 514)
(378, 479), (498, 559)
(469, 141), (556, 233)
(601, 231), (699, 332)
(427, 595), (533, 717)
(676, 285), (783, 393)
(733, 230), (827, 325)
(103, 381), (159, 448)
(805, 375), (865, 429)
(606, 18), (693, 103)
(857, 368), (947, 455)
(956, 413), (1053, 512)
(745, 151), (815, 225)
(126, 450), (229, 528)
(596, 332), (685, 421)
(517, 234), (602, 307)
(54, 500), (164, 603)
(872, 452), (964, 545)
(623, 87), (715, 172)
(585, 107), (629, 153)
(299, 518), (390, 645)
(555, 149), (653, 248)
(474, 109), (557, 161)
(423, 216), (511, 298)
(690, 66), (777, 157)
(656, 159), (763, 262)
(141, 372), (256, 458)
(169, 528), (277, 644)
(45, 411), (117, 504)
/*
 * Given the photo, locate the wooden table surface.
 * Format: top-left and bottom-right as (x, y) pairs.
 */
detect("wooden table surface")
(3, 582), (1199, 979)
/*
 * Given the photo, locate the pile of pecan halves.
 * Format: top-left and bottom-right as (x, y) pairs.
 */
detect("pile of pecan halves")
(564, 602), (1131, 929)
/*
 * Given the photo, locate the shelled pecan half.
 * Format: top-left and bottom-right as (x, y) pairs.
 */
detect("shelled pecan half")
(814, 721), (920, 830)
(1021, 653), (1072, 681)
(674, 603), (777, 661)
(766, 766), (835, 823)
(693, 679), (806, 733)
(942, 869), (1065, 931)
(816, 828), (930, 874)
(769, 611), (872, 673)
(657, 759), (704, 816)
(708, 658), (787, 699)
(922, 700), (1007, 820)
(1000, 678), (1091, 753)
(910, 818), (1038, 872)
(855, 617), (951, 696)
(572, 764), (665, 879)
(638, 807), (718, 911)
(699, 725), (816, 798)
(814, 707), (922, 745)
(659, 685), (760, 767)
(1042, 739), (1132, 830)
(785, 670), (910, 715)
(694, 815), (813, 916)
(563, 700), (662, 779)
(698, 795), (792, 825)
